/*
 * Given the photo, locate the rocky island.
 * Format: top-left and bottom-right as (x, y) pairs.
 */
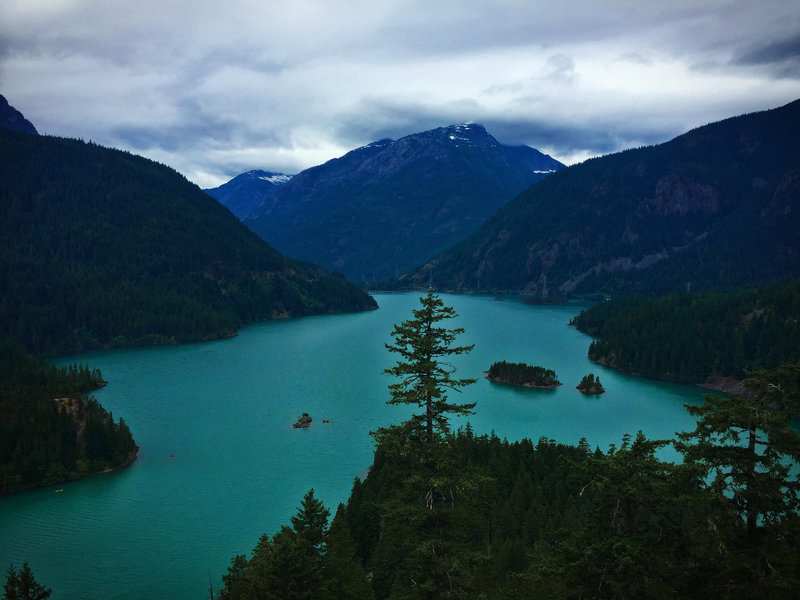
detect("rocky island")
(486, 361), (561, 388)
(576, 373), (605, 394)
(292, 413), (312, 428)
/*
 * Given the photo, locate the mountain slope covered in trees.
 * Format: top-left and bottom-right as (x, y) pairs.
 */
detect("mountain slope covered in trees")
(405, 100), (800, 296)
(0, 127), (376, 356)
(243, 124), (564, 280)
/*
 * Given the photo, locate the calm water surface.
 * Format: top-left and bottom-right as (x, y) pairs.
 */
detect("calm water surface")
(0, 294), (706, 599)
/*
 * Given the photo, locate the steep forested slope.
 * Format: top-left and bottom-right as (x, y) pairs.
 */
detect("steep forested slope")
(406, 100), (800, 296)
(0, 128), (376, 356)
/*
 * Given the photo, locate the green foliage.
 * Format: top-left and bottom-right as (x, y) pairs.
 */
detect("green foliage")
(378, 290), (476, 445)
(0, 341), (137, 494)
(0, 127), (376, 356)
(675, 361), (800, 593)
(3, 562), (52, 600)
(218, 489), (373, 600)
(572, 279), (800, 383)
(487, 361), (560, 387)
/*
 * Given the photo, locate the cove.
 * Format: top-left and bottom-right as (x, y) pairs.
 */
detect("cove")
(0, 293), (706, 599)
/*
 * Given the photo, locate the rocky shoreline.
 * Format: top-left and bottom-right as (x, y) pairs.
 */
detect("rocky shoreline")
(485, 375), (561, 389)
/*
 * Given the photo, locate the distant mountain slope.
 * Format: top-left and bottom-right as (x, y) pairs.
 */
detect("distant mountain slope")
(0, 128), (376, 356)
(406, 100), (800, 296)
(243, 124), (564, 280)
(205, 169), (292, 219)
(0, 94), (38, 134)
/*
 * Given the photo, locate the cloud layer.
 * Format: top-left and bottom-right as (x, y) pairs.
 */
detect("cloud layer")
(2, 0), (799, 187)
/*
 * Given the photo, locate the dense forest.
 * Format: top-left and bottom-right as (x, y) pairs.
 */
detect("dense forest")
(486, 361), (561, 388)
(0, 340), (137, 494)
(219, 372), (800, 599)
(216, 293), (800, 599)
(0, 127), (376, 357)
(570, 279), (800, 384)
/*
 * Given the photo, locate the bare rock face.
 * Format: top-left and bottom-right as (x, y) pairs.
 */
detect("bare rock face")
(653, 176), (720, 216)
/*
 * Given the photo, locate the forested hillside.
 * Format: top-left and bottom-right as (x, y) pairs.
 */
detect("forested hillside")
(0, 127), (376, 356)
(0, 341), (137, 494)
(404, 100), (800, 296)
(570, 279), (800, 384)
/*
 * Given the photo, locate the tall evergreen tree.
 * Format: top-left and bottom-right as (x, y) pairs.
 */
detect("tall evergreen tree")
(378, 290), (476, 445)
(675, 361), (800, 593)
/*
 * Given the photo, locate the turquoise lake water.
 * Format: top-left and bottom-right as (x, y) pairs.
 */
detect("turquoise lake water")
(0, 293), (707, 599)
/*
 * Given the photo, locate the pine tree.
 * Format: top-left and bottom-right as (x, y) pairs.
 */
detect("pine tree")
(378, 290), (476, 445)
(3, 562), (52, 600)
(675, 361), (800, 593)
(321, 506), (375, 600)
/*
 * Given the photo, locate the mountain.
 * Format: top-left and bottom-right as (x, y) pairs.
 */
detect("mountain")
(0, 127), (376, 356)
(242, 124), (564, 280)
(205, 169), (292, 219)
(0, 94), (38, 134)
(404, 100), (800, 297)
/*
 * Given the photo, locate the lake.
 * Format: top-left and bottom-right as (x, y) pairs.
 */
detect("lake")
(0, 293), (706, 599)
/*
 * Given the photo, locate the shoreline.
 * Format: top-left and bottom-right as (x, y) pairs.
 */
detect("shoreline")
(486, 375), (562, 389)
(0, 445), (139, 497)
(591, 356), (745, 396)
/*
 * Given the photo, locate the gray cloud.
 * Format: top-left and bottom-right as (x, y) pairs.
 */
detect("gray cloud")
(733, 34), (800, 78)
(2, 0), (799, 187)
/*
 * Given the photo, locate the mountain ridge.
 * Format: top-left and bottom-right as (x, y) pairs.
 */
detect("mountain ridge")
(0, 93), (38, 135)
(205, 169), (293, 219)
(241, 124), (564, 280)
(403, 100), (800, 296)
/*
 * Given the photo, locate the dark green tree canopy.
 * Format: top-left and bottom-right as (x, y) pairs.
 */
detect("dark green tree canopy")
(676, 361), (800, 542)
(3, 562), (52, 600)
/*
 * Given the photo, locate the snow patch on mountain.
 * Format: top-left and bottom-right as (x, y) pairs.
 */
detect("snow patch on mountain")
(260, 174), (292, 184)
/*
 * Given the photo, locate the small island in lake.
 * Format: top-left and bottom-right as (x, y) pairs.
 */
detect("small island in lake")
(577, 373), (605, 394)
(486, 361), (561, 388)
(292, 413), (312, 428)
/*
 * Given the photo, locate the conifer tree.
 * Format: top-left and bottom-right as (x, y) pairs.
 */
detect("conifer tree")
(3, 562), (52, 600)
(675, 361), (800, 593)
(321, 505), (375, 600)
(379, 290), (476, 445)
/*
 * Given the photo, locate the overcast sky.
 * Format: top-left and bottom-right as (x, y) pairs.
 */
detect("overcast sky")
(2, 0), (799, 188)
